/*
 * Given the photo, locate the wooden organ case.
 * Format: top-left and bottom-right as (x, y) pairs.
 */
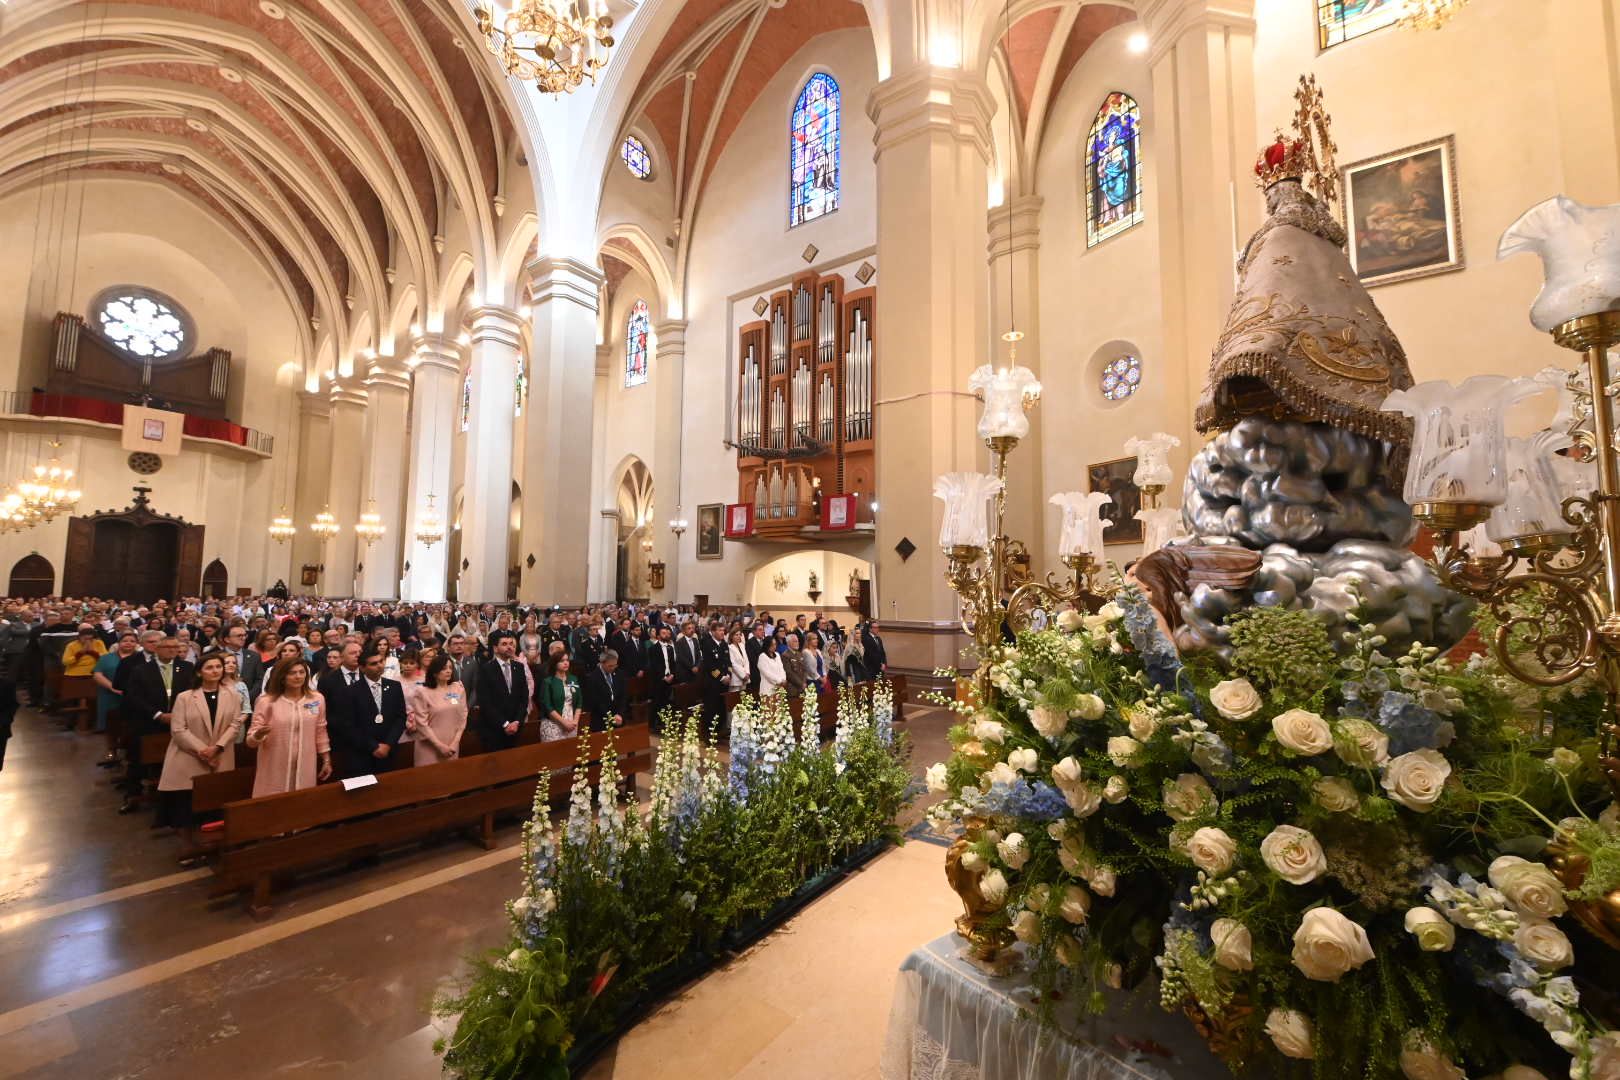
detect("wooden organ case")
(735, 271), (874, 540)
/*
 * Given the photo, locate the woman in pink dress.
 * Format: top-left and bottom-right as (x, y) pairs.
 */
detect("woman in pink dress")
(407, 653), (468, 766)
(244, 657), (332, 797)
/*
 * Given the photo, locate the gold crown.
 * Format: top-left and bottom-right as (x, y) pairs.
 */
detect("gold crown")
(1253, 75), (1340, 214)
(1255, 133), (1310, 187)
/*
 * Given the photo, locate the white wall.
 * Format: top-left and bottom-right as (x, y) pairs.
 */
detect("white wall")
(743, 547), (873, 613)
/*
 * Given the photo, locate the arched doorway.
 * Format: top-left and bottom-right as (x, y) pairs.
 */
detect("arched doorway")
(8, 554), (54, 598)
(61, 488), (203, 604)
(202, 559), (229, 598)
(613, 460), (654, 603)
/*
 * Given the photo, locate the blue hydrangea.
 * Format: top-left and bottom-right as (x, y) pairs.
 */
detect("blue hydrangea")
(1121, 589), (1182, 690)
(1375, 690), (1452, 756)
(978, 779), (1069, 822)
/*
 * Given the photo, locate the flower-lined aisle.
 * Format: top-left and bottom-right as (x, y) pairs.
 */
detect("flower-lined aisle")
(924, 593), (1620, 1079)
(434, 684), (913, 1080)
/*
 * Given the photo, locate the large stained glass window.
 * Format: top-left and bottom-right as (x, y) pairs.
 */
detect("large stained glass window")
(625, 298), (650, 388)
(94, 288), (189, 359)
(1086, 92), (1143, 248)
(789, 73), (840, 228)
(621, 134), (652, 180)
(1317, 0), (1400, 50)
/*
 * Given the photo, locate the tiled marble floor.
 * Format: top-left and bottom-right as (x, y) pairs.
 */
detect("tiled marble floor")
(0, 703), (959, 1079)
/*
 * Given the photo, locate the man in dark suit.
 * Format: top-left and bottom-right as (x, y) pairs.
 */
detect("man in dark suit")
(698, 619), (731, 731)
(862, 620), (889, 676)
(329, 650), (407, 779)
(120, 635), (195, 811)
(744, 621), (771, 696)
(580, 650), (627, 732)
(447, 634), (480, 708)
(571, 617), (604, 672)
(317, 640), (364, 730)
(220, 623), (266, 704)
(673, 622), (700, 685)
(475, 631), (531, 752)
(645, 625), (678, 724)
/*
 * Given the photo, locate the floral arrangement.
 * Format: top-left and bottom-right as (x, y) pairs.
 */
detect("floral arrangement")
(435, 684), (913, 1079)
(926, 593), (1620, 1079)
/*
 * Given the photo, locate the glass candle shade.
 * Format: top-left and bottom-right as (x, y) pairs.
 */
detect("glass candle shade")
(1136, 507), (1183, 557)
(935, 471), (1004, 549)
(1485, 431), (1576, 546)
(1498, 196), (1620, 333)
(1381, 375), (1543, 512)
(1125, 432), (1181, 489)
(1460, 523), (1503, 559)
(1049, 491), (1113, 557)
(969, 364), (1042, 440)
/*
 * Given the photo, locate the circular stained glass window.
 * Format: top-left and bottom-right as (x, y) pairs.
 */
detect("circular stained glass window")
(94, 289), (189, 360)
(620, 135), (652, 180)
(1100, 354), (1141, 401)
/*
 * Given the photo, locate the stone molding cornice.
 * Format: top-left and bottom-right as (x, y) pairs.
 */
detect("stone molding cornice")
(1137, 0), (1257, 66)
(363, 356), (412, 393)
(525, 255), (607, 312)
(299, 389), (331, 418)
(987, 195), (1044, 260)
(653, 318), (688, 356)
(328, 380), (368, 410)
(866, 66), (996, 165)
(409, 332), (461, 375)
(466, 305), (525, 350)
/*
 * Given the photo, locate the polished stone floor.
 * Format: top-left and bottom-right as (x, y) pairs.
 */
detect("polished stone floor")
(0, 703), (958, 1079)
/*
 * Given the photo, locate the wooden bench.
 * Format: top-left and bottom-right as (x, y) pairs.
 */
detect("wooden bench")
(213, 724), (654, 915)
(57, 675), (97, 731)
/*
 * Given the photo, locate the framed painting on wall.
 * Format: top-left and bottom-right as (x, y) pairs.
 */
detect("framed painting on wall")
(696, 503), (724, 560)
(1342, 135), (1464, 287)
(1087, 456), (1142, 545)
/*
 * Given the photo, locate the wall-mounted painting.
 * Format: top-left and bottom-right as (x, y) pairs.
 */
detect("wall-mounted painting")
(696, 503), (724, 560)
(1342, 135), (1464, 288)
(1087, 456), (1142, 545)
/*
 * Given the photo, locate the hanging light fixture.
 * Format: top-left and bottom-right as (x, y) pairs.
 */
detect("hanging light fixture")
(310, 506), (341, 540)
(474, 0), (614, 95)
(355, 499), (386, 546)
(0, 491), (34, 534)
(16, 445), (81, 524)
(415, 493), (444, 548)
(268, 507), (297, 544)
(1401, 0), (1469, 30)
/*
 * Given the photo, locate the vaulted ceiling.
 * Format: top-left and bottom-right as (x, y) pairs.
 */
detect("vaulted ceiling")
(0, 0), (522, 362)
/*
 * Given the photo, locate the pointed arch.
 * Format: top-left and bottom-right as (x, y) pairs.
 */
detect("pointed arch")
(1085, 90), (1143, 248)
(789, 72), (841, 228)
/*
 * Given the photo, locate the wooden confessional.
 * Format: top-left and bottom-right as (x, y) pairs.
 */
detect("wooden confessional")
(61, 487), (204, 603)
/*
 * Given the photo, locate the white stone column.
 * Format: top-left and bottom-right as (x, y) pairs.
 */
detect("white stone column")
(866, 65), (995, 676)
(400, 334), (459, 603)
(461, 305), (524, 604)
(1139, 0), (1258, 454)
(291, 390), (331, 593)
(357, 357), (410, 599)
(324, 380), (367, 596)
(651, 318), (686, 604)
(987, 196), (1046, 564)
(585, 343), (614, 605)
(520, 256), (605, 606)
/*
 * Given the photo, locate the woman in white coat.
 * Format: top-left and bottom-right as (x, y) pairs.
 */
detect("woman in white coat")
(756, 645), (787, 698)
(156, 651), (243, 860)
(727, 629), (750, 692)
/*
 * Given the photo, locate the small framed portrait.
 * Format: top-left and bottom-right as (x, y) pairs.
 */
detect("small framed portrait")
(696, 503), (724, 560)
(1087, 456), (1142, 545)
(299, 565), (320, 587)
(1342, 135), (1464, 287)
(142, 418), (166, 441)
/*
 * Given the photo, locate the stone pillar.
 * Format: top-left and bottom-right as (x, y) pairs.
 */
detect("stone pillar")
(586, 343), (614, 605)
(1139, 0), (1258, 455)
(292, 390), (331, 592)
(651, 318), (686, 603)
(324, 380), (367, 596)
(357, 356), (411, 599)
(987, 195), (1046, 564)
(400, 334), (460, 603)
(866, 65), (995, 679)
(520, 256), (605, 606)
(461, 306), (524, 604)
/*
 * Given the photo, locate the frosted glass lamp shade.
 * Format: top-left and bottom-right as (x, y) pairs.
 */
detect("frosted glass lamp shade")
(1498, 196), (1620, 332)
(1381, 375), (1543, 510)
(1136, 507), (1183, 556)
(968, 364), (1042, 440)
(1124, 432), (1181, 488)
(1485, 431), (1576, 545)
(935, 472), (1003, 549)
(1049, 490), (1113, 556)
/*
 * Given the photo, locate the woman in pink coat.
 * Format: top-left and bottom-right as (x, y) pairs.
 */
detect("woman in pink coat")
(244, 657), (332, 797)
(407, 653), (468, 766)
(156, 651), (243, 856)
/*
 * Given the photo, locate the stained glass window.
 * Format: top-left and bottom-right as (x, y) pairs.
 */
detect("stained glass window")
(460, 372), (471, 431)
(514, 361), (527, 417)
(94, 289), (188, 359)
(1317, 0), (1400, 50)
(789, 73), (840, 228)
(625, 298), (650, 388)
(621, 135), (652, 180)
(1100, 355), (1141, 401)
(1086, 92), (1143, 248)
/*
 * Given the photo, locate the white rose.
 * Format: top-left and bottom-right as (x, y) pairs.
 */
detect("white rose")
(1210, 677), (1262, 720)
(972, 717), (1006, 744)
(1513, 922), (1573, 970)
(1103, 775), (1129, 803)
(1381, 749), (1452, 813)
(1163, 773), (1215, 821)
(979, 868), (1009, 907)
(1210, 918), (1253, 972)
(1087, 865), (1116, 897)
(1601, 802), (1620, 834)
(1059, 884), (1092, 924)
(534, 888), (557, 917)
(1264, 1008), (1314, 1060)
(1007, 747), (1039, 774)
(984, 761), (1018, 788)
(1057, 836), (1087, 875)
(1096, 601), (1123, 622)
(511, 896), (532, 920)
(925, 762), (949, 793)
(1334, 718), (1390, 767)
(1313, 776), (1360, 813)
(1051, 756), (1083, 788)
(1030, 704), (1068, 739)
(1291, 907), (1374, 982)
(1124, 705), (1158, 740)
(1547, 747), (1582, 775)
(1488, 856), (1569, 920)
(1025, 883), (1050, 913)
(1398, 1035), (1466, 1080)
(1056, 609), (1083, 633)
(961, 850), (986, 873)
(1261, 825), (1328, 885)
(1107, 735), (1143, 766)
(1054, 935), (1081, 967)
(1272, 708), (1333, 756)
(1063, 780), (1102, 818)
(1011, 909), (1042, 944)
(997, 832), (1030, 870)
(1046, 820), (1070, 842)
(1187, 826), (1238, 875)
(1587, 1033), (1620, 1080)
(1072, 693), (1106, 721)
(1403, 906), (1456, 952)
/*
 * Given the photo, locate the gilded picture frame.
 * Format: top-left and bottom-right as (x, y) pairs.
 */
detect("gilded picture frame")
(1087, 456), (1142, 546)
(696, 503), (724, 560)
(1342, 135), (1465, 288)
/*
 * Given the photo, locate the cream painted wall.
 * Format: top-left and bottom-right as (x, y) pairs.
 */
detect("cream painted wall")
(743, 547), (874, 614)
(675, 29), (881, 606)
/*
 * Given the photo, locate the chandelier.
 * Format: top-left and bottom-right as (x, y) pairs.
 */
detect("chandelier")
(268, 506), (297, 544)
(1401, 0), (1469, 30)
(310, 506), (340, 540)
(0, 491), (36, 534)
(474, 0), (614, 94)
(355, 499), (387, 546)
(415, 493), (444, 548)
(16, 455), (81, 524)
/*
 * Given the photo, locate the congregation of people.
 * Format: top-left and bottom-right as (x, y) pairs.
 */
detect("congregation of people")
(0, 594), (890, 864)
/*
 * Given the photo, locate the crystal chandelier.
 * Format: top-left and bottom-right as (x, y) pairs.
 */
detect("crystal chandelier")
(268, 507), (297, 544)
(474, 0), (614, 95)
(16, 454), (81, 524)
(355, 499), (386, 546)
(310, 506), (340, 540)
(414, 493), (444, 548)
(0, 491), (35, 533)
(1401, 0), (1469, 30)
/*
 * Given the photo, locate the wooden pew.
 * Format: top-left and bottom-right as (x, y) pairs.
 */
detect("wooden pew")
(58, 674), (97, 731)
(214, 724), (654, 915)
